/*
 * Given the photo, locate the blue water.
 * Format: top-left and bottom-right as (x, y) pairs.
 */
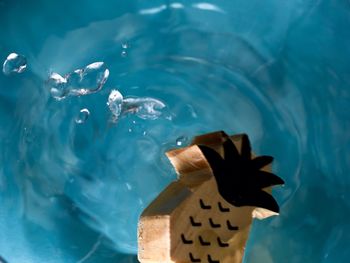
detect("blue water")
(1, 0), (350, 262)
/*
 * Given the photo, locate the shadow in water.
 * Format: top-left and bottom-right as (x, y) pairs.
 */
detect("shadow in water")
(245, 169), (350, 263)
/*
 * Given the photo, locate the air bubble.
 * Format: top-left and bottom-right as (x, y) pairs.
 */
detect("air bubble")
(176, 136), (188, 146)
(121, 50), (127, 57)
(2, 53), (27, 75)
(121, 42), (129, 49)
(75, 108), (90, 124)
(67, 62), (109, 96)
(107, 90), (124, 121)
(123, 97), (166, 120)
(48, 72), (68, 100)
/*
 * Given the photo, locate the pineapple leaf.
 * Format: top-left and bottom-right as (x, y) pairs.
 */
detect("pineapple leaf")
(257, 171), (285, 188)
(198, 132), (283, 212)
(198, 145), (225, 177)
(242, 190), (280, 213)
(241, 134), (252, 161)
(251, 156), (273, 169)
(223, 138), (240, 163)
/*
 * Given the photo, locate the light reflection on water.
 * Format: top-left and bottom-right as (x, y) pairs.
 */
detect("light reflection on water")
(0, 0), (349, 262)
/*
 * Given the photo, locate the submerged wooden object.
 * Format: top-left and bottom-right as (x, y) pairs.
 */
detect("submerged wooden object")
(138, 131), (283, 263)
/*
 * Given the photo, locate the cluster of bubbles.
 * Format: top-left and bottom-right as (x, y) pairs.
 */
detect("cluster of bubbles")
(2, 52), (167, 125)
(107, 90), (166, 122)
(48, 62), (110, 100)
(121, 41), (129, 57)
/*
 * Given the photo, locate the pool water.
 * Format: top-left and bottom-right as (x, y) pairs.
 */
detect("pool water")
(0, 0), (350, 262)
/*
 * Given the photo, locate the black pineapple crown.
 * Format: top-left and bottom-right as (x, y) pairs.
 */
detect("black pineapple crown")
(198, 132), (284, 213)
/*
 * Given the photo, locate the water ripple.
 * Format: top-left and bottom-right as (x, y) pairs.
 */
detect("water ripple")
(0, 1), (349, 262)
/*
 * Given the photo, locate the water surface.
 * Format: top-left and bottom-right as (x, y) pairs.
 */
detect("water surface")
(0, 0), (349, 262)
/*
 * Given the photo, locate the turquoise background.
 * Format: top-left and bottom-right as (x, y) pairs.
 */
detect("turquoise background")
(0, 0), (349, 262)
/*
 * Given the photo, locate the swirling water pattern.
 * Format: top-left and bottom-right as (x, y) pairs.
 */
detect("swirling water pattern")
(0, 0), (350, 262)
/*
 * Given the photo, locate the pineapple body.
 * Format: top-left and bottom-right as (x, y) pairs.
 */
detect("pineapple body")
(138, 132), (277, 263)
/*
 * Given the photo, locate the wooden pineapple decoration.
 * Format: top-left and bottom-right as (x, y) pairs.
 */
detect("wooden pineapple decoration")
(138, 131), (284, 263)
